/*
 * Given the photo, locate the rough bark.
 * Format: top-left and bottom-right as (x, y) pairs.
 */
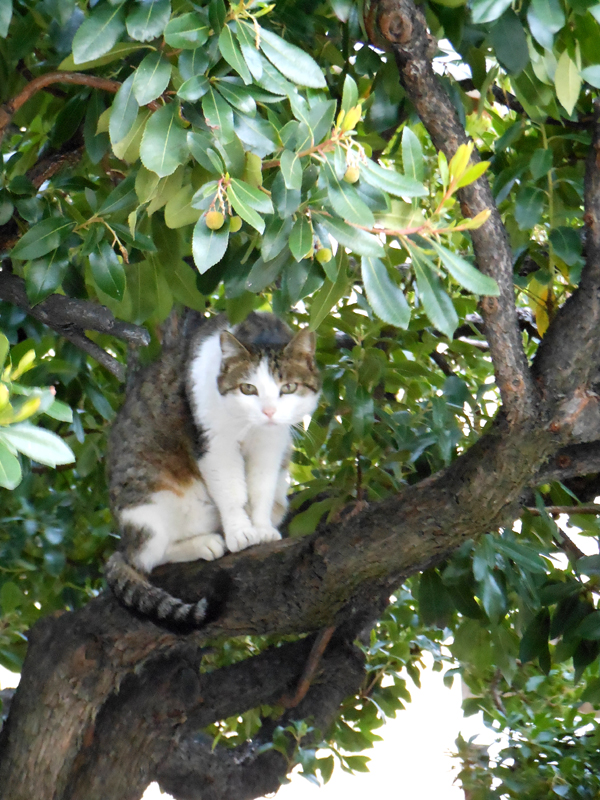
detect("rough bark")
(1, 1), (600, 798)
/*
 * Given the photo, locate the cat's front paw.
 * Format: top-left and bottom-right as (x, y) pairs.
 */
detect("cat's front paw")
(196, 533), (227, 561)
(225, 520), (262, 553)
(254, 525), (282, 544)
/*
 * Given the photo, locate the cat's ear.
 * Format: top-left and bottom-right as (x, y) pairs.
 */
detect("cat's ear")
(220, 331), (250, 360)
(284, 329), (316, 360)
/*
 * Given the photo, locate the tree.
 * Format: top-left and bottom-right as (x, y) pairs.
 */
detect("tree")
(1, 0), (600, 796)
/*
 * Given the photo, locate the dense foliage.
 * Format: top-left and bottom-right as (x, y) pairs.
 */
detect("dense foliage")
(2, 0), (600, 797)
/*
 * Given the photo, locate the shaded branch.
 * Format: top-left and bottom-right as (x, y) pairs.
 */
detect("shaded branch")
(533, 100), (600, 413)
(535, 442), (600, 485)
(0, 272), (149, 380)
(157, 638), (365, 800)
(369, 0), (536, 424)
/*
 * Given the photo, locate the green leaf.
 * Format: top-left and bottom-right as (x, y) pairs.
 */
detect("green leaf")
(494, 539), (547, 573)
(575, 610), (600, 640)
(192, 216), (230, 272)
(219, 24), (252, 84)
(98, 174), (137, 215)
(309, 252), (351, 330)
(25, 250), (69, 306)
(430, 242), (499, 295)
(470, 0), (512, 24)
(401, 127), (424, 183)
(163, 11), (209, 49)
(515, 186), (545, 230)
(361, 159), (427, 198)
(233, 113), (276, 157)
(550, 226), (582, 266)
(261, 215), (293, 261)
(164, 185), (201, 228)
(126, 0), (170, 42)
(132, 52), (172, 106)
(59, 42), (147, 72)
(489, 11), (529, 75)
(361, 257), (411, 328)
(581, 65), (600, 88)
(0, 442), (21, 490)
(228, 178), (273, 214)
(419, 569), (454, 628)
(0, 0), (12, 38)
(341, 74), (358, 114)
(202, 87), (235, 143)
(555, 50), (582, 115)
(0, 423), (75, 467)
(410, 246), (458, 338)
(163, 259), (205, 311)
(246, 249), (288, 293)
(89, 240), (125, 300)
(72, 2), (126, 65)
(324, 160), (375, 228)
(140, 103), (188, 178)
(215, 82), (256, 115)
(187, 131), (224, 174)
(258, 26), (326, 89)
(519, 608), (551, 665)
(537, 0), (565, 28)
(45, 400), (73, 423)
(109, 73), (139, 146)
(289, 216), (313, 261)
(280, 149), (302, 191)
(178, 75), (210, 102)
(530, 148), (553, 180)
(235, 19), (264, 80)
(0, 581), (25, 613)
(11, 218), (75, 261)
(178, 48), (210, 80)
(319, 215), (384, 257)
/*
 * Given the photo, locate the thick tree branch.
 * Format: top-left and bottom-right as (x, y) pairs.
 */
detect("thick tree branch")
(369, 0), (536, 424)
(0, 272), (149, 379)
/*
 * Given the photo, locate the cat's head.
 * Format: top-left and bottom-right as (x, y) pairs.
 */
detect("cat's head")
(217, 318), (320, 427)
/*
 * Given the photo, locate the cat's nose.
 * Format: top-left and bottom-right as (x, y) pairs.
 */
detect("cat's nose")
(262, 406), (276, 419)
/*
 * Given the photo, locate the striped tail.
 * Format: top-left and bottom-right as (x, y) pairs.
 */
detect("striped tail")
(105, 552), (208, 628)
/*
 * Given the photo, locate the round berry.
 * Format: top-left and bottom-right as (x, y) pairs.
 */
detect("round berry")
(229, 216), (242, 233)
(205, 211), (225, 230)
(316, 247), (333, 264)
(343, 166), (360, 184)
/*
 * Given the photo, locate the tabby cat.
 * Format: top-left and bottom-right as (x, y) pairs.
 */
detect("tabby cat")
(105, 312), (320, 627)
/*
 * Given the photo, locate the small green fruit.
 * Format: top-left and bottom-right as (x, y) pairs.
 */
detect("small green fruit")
(229, 215), (242, 233)
(205, 211), (225, 230)
(343, 166), (360, 184)
(316, 247), (333, 264)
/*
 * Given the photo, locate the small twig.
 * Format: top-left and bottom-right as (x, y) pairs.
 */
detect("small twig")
(0, 71), (161, 143)
(279, 626), (336, 709)
(525, 505), (600, 517)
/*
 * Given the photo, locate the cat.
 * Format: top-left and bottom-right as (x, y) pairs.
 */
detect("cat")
(105, 311), (320, 628)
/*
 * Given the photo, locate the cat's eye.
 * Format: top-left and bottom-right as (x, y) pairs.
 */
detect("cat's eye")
(239, 383), (258, 396)
(280, 382), (298, 395)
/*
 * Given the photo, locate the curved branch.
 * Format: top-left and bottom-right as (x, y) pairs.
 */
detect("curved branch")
(0, 272), (149, 379)
(369, 0), (536, 424)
